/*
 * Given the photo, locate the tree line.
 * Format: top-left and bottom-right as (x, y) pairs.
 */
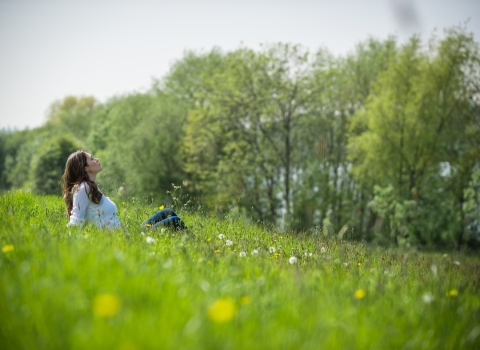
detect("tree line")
(1, 25), (479, 247)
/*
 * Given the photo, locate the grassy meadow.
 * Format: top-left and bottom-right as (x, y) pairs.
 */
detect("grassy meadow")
(1, 191), (479, 349)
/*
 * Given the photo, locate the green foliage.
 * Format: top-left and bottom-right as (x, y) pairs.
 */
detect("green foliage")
(2, 25), (479, 248)
(182, 44), (319, 225)
(3, 130), (46, 190)
(463, 168), (480, 244)
(368, 185), (419, 246)
(1, 192), (479, 349)
(0, 132), (7, 187)
(30, 135), (80, 195)
(45, 95), (98, 140)
(348, 26), (480, 245)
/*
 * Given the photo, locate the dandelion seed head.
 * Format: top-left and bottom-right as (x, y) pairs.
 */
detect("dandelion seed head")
(269, 247), (275, 254)
(225, 240), (234, 246)
(146, 236), (155, 244)
(422, 292), (434, 303)
(239, 251), (247, 257)
(320, 247), (326, 253)
(288, 256), (298, 264)
(218, 234), (225, 240)
(251, 249), (259, 256)
(453, 261), (461, 266)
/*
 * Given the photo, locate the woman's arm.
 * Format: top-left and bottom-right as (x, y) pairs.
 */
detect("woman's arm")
(67, 183), (90, 227)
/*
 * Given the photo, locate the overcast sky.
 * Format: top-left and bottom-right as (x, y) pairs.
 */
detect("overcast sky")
(1, 0), (479, 130)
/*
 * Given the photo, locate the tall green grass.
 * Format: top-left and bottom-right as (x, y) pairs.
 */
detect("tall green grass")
(1, 192), (479, 349)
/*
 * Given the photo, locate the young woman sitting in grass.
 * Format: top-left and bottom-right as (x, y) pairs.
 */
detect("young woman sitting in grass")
(62, 150), (187, 230)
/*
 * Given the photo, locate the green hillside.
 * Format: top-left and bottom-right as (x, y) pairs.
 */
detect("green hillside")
(1, 192), (479, 349)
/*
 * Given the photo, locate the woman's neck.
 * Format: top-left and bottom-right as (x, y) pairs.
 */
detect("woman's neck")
(87, 173), (97, 183)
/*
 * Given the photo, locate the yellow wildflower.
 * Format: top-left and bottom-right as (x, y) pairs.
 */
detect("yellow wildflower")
(214, 249), (220, 253)
(447, 289), (458, 297)
(357, 262), (361, 267)
(2, 245), (14, 253)
(146, 224), (151, 227)
(207, 238), (212, 242)
(93, 294), (122, 317)
(159, 205), (165, 210)
(239, 296), (252, 305)
(208, 298), (237, 323)
(354, 289), (366, 299)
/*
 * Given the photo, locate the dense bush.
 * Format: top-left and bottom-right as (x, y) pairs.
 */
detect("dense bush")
(30, 135), (80, 195)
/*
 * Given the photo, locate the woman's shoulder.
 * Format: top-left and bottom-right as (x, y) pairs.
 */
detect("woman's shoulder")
(74, 181), (91, 193)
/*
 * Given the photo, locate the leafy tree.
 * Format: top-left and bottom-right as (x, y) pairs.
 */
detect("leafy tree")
(94, 92), (188, 200)
(181, 44), (317, 225)
(463, 168), (480, 245)
(291, 37), (397, 233)
(30, 135), (80, 195)
(44, 96), (97, 141)
(1, 129), (45, 189)
(348, 27), (480, 245)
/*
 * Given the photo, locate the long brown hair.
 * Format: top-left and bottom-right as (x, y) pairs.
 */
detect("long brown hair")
(62, 150), (102, 217)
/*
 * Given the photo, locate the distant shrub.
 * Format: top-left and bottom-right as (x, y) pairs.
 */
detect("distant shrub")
(30, 135), (80, 195)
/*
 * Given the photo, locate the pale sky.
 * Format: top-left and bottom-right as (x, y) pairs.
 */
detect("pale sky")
(1, 0), (479, 130)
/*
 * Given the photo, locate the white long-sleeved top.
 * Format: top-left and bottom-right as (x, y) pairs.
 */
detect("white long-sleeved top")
(67, 182), (121, 229)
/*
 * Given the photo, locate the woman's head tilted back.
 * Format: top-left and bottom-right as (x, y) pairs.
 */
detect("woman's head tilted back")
(62, 150), (102, 217)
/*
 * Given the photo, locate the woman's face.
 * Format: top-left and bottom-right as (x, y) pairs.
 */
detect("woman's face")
(85, 153), (103, 175)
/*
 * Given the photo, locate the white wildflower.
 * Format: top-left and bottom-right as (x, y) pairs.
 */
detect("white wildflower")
(320, 247), (326, 253)
(453, 261), (461, 266)
(289, 256), (298, 264)
(422, 292), (434, 304)
(218, 234), (225, 240)
(239, 251), (247, 257)
(141, 231), (145, 236)
(343, 262), (348, 267)
(225, 240), (234, 246)
(251, 249), (259, 256)
(269, 247), (275, 254)
(161, 228), (166, 233)
(146, 236), (155, 244)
